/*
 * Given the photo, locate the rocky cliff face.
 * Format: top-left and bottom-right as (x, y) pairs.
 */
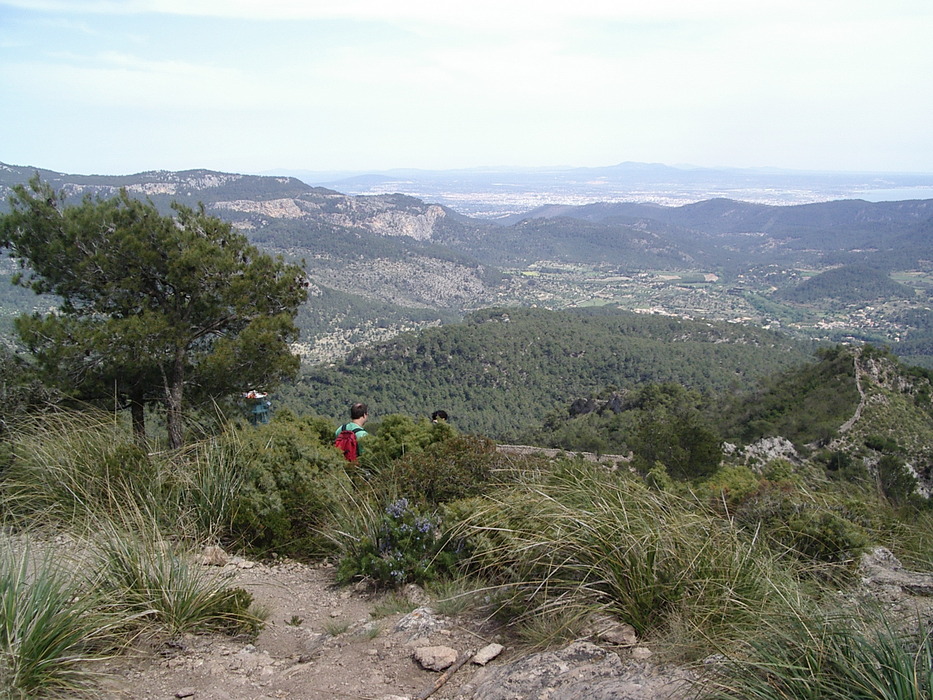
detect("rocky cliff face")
(1, 165), (458, 245)
(213, 194), (447, 241)
(0, 164), (499, 358)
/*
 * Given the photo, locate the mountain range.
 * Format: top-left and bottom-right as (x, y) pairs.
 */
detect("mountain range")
(2, 162), (933, 367)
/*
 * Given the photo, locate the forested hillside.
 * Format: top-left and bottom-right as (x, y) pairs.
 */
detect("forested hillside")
(286, 306), (815, 436)
(776, 264), (915, 304)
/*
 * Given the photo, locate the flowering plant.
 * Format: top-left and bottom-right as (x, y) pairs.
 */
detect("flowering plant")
(337, 498), (456, 587)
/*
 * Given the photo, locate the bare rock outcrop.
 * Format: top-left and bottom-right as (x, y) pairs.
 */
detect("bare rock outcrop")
(468, 641), (694, 700)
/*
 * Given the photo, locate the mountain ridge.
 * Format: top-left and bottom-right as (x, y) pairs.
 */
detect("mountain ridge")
(4, 162), (933, 368)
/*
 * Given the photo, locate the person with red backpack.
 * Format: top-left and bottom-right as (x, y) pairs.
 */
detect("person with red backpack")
(334, 402), (369, 462)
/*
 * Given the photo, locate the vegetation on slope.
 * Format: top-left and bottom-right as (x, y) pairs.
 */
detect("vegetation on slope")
(775, 264), (915, 304)
(1, 165), (933, 698)
(289, 306), (815, 437)
(2, 348), (933, 697)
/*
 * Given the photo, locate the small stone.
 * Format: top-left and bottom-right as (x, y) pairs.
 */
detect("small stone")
(472, 643), (504, 666)
(631, 646), (653, 659)
(599, 622), (637, 647)
(200, 545), (228, 566)
(402, 583), (430, 606)
(584, 614), (638, 647)
(175, 689), (196, 699)
(413, 645), (458, 671)
(393, 607), (446, 641)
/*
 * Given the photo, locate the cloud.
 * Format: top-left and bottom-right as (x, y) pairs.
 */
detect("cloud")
(4, 0), (912, 25)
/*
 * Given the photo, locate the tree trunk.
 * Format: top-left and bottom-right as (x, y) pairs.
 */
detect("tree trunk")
(130, 392), (147, 447)
(166, 347), (186, 450)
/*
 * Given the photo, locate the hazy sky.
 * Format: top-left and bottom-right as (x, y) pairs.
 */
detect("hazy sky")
(1, 0), (931, 176)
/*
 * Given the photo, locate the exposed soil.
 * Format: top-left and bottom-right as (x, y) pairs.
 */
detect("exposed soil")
(99, 555), (515, 700)
(93, 545), (933, 700)
(96, 552), (700, 700)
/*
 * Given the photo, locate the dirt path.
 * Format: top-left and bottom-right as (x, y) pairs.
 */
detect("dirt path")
(100, 557), (507, 700)
(838, 352), (866, 434)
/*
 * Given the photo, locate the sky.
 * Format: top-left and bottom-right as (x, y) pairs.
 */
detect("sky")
(1, 0), (932, 177)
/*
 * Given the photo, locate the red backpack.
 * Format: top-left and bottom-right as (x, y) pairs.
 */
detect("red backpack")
(335, 424), (364, 462)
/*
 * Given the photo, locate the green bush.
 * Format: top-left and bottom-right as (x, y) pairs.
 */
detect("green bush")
(698, 609), (933, 700)
(785, 509), (869, 567)
(643, 461), (674, 492)
(820, 449), (870, 484)
(336, 497), (461, 588)
(358, 414), (455, 468)
(760, 458), (799, 483)
(223, 415), (347, 558)
(701, 465), (762, 511)
(865, 434), (901, 454)
(381, 434), (497, 505)
(876, 454), (919, 507)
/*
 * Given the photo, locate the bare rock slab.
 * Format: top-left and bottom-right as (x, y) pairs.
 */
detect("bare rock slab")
(471, 640), (693, 700)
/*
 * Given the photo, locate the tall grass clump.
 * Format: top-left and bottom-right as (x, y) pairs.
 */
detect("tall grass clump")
(0, 411), (161, 528)
(168, 437), (246, 542)
(696, 607), (933, 700)
(94, 524), (261, 638)
(0, 410), (245, 543)
(459, 460), (798, 653)
(0, 545), (114, 699)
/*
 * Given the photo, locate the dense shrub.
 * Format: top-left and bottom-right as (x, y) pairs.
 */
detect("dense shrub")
(381, 434), (498, 505)
(701, 465), (762, 511)
(821, 449), (871, 484)
(223, 415), (347, 558)
(876, 454), (919, 507)
(703, 464), (869, 574)
(358, 414), (455, 467)
(865, 434), (901, 454)
(785, 509), (869, 567)
(625, 384), (723, 479)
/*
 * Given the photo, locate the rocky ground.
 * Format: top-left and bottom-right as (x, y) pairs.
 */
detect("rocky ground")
(93, 545), (933, 700)
(97, 552), (697, 700)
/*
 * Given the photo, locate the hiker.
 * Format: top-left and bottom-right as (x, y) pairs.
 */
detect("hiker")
(334, 402), (370, 461)
(431, 409), (448, 423)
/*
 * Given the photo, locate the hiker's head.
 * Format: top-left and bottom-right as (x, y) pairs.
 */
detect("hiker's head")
(350, 402), (368, 421)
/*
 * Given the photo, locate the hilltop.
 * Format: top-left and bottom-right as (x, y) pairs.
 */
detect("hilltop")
(3, 164), (933, 700)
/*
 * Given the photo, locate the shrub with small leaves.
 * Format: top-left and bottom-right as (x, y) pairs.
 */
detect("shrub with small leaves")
(876, 454), (919, 507)
(786, 509), (869, 567)
(382, 434), (497, 505)
(358, 414), (455, 468)
(223, 415), (347, 558)
(701, 465), (762, 511)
